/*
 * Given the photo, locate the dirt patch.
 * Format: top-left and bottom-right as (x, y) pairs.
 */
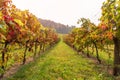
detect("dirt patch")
(2, 57), (34, 80)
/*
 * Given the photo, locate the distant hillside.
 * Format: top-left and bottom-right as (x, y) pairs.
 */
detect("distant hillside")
(39, 18), (75, 34)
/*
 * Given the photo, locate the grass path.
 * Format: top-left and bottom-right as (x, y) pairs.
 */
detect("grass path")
(6, 40), (114, 80)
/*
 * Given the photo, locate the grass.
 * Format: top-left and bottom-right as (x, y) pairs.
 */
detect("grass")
(0, 43), (51, 70)
(0, 46), (34, 70)
(83, 46), (114, 65)
(5, 40), (115, 80)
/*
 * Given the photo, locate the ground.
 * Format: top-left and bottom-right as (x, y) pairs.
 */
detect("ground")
(5, 40), (114, 80)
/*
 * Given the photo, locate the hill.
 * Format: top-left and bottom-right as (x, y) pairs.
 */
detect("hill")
(39, 18), (75, 34)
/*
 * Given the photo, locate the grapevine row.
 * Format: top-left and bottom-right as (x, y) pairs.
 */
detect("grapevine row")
(0, 0), (59, 77)
(64, 0), (120, 76)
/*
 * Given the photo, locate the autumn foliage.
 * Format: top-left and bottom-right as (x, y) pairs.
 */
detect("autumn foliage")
(0, 0), (59, 77)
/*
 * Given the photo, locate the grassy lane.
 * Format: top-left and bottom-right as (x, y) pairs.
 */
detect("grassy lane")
(6, 40), (114, 80)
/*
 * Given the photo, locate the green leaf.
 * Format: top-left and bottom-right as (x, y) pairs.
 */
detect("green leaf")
(0, 24), (3, 28)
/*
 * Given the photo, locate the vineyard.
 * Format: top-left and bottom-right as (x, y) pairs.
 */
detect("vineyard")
(0, 0), (120, 80)
(64, 0), (120, 77)
(0, 0), (59, 78)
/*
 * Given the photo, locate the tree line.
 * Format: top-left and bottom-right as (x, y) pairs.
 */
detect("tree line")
(39, 18), (75, 34)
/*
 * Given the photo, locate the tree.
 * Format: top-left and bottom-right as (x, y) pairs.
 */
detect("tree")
(100, 0), (120, 76)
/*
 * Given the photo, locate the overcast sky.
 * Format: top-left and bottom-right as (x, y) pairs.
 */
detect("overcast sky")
(12, 0), (105, 26)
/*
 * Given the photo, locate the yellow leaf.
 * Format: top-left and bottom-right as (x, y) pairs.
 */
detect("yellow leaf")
(14, 19), (24, 26)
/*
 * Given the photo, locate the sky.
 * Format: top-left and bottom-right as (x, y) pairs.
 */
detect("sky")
(12, 0), (106, 26)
